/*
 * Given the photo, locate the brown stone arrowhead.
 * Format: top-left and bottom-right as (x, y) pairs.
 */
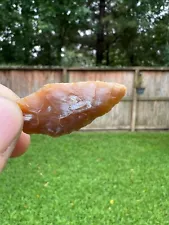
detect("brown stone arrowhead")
(17, 81), (126, 137)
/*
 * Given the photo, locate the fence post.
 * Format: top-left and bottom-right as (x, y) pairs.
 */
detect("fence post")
(62, 68), (69, 83)
(131, 69), (139, 132)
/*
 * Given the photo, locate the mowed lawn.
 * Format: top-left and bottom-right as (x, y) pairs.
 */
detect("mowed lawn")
(1, 132), (169, 225)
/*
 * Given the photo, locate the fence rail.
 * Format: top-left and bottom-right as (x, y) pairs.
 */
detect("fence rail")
(0, 66), (169, 131)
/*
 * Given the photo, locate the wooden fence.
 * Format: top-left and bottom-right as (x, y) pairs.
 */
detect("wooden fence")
(0, 66), (169, 131)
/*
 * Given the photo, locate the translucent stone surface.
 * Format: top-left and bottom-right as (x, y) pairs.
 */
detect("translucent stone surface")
(17, 81), (126, 137)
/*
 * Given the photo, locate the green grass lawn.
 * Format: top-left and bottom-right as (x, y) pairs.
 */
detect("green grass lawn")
(1, 132), (169, 225)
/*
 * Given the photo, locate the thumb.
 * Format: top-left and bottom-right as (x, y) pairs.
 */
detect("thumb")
(0, 97), (23, 172)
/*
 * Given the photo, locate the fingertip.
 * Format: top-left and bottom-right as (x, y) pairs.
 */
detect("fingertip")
(0, 97), (23, 153)
(10, 132), (30, 158)
(0, 84), (20, 101)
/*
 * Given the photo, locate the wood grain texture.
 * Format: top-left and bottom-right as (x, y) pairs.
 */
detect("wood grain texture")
(0, 69), (62, 97)
(0, 68), (169, 130)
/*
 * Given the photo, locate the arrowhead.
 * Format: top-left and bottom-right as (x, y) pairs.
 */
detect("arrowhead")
(17, 81), (126, 137)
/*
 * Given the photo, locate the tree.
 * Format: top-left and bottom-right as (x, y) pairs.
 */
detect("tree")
(0, 0), (169, 67)
(96, 0), (106, 65)
(81, 0), (169, 66)
(0, 0), (89, 65)
(0, 0), (37, 64)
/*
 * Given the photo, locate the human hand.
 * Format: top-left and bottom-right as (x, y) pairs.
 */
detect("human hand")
(0, 85), (30, 172)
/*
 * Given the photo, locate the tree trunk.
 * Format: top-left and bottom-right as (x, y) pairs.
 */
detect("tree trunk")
(57, 45), (62, 66)
(96, 0), (105, 66)
(129, 54), (134, 66)
(105, 42), (110, 66)
(105, 23), (109, 66)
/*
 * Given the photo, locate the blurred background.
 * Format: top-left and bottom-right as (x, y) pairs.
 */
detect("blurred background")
(0, 0), (169, 131)
(1, 1), (169, 225)
(0, 0), (169, 67)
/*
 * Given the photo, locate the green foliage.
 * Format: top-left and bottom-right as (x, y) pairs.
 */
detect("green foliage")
(0, 0), (90, 65)
(61, 48), (95, 67)
(35, 0), (90, 65)
(1, 133), (169, 224)
(0, 0), (37, 64)
(101, 0), (169, 66)
(0, 0), (169, 66)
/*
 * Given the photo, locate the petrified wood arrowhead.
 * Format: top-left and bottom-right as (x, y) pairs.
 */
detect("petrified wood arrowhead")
(17, 81), (126, 137)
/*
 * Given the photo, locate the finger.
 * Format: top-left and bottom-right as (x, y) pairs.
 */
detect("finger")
(10, 132), (30, 158)
(0, 84), (20, 100)
(0, 97), (23, 171)
(11, 132), (30, 157)
(0, 85), (30, 158)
